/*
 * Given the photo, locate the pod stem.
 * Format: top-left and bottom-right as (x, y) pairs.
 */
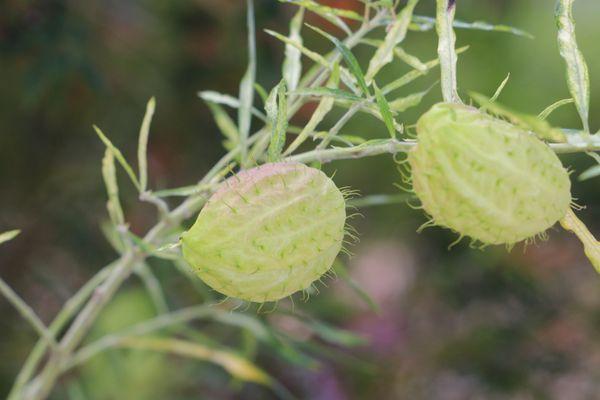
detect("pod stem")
(560, 209), (600, 273)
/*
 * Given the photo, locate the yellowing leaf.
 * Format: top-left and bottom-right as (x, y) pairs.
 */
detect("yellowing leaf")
(119, 337), (272, 386)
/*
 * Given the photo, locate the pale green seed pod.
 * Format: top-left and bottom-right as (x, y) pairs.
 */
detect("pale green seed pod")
(409, 102), (571, 245)
(181, 162), (346, 302)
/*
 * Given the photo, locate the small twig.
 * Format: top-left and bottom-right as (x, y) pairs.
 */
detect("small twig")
(0, 277), (57, 349)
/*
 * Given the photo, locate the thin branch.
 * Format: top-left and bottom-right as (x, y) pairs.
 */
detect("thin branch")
(0, 277), (57, 348)
(287, 138), (599, 164)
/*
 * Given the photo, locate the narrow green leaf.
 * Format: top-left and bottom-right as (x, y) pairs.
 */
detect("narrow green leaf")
(101, 149), (125, 227)
(0, 230), (20, 246)
(253, 83), (269, 105)
(284, 65), (339, 155)
(470, 92), (566, 142)
(333, 261), (380, 313)
(137, 97), (155, 193)
(94, 125), (141, 191)
(556, 0), (590, 133)
(99, 220), (125, 253)
(489, 73), (510, 104)
(119, 337), (273, 386)
(281, 0), (362, 21)
(238, 0), (257, 164)
(365, 0), (419, 83)
(538, 98), (575, 120)
(152, 185), (209, 198)
(307, 24), (370, 96)
(135, 262), (168, 314)
(267, 81), (288, 162)
(265, 29), (329, 69)
(388, 89), (430, 113)
(293, 87), (362, 103)
(307, 320), (367, 347)
(393, 47), (427, 72)
(579, 164), (600, 181)
(283, 8), (304, 91)
(206, 102), (239, 145)
(348, 193), (414, 208)
(382, 46), (469, 95)
(360, 39), (427, 72)
(198, 91), (267, 122)
(265, 29), (358, 92)
(373, 83), (396, 138)
(411, 15), (533, 38)
(436, 0), (460, 103)
(451, 19), (534, 38)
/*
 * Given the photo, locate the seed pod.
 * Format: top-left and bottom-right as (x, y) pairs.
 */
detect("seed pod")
(181, 162), (346, 302)
(409, 102), (571, 245)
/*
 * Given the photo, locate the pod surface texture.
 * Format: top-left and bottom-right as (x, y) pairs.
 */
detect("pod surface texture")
(182, 162), (346, 302)
(409, 103), (571, 245)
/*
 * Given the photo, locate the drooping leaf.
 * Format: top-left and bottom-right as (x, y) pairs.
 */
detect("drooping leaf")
(118, 337), (273, 386)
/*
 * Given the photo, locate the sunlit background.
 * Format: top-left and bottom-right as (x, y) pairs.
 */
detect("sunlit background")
(1, 0), (599, 398)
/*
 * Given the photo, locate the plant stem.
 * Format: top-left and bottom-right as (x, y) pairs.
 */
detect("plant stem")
(0, 278), (57, 348)
(436, 0), (460, 103)
(7, 264), (113, 400)
(288, 138), (600, 164)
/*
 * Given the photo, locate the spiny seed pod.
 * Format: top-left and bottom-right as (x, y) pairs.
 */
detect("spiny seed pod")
(181, 162), (347, 302)
(408, 102), (571, 245)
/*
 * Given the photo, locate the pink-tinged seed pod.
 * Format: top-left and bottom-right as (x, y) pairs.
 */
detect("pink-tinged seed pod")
(181, 162), (347, 302)
(409, 102), (572, 245)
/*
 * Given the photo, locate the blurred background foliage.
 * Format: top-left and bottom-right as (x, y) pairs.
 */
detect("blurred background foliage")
(1, 0), (599, 399)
